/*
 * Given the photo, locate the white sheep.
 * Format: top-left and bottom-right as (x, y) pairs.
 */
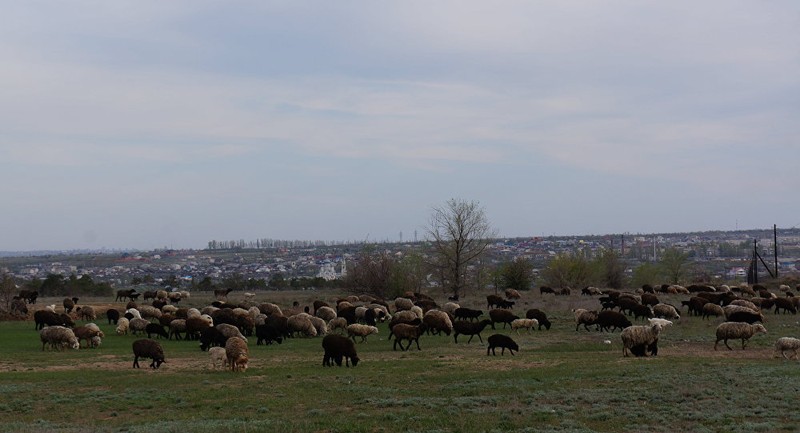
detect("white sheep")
(511, 318), (539, 334)
(116, 317), (130, 335)
(39, 326), (80, 351)
(187, 308), (203, 318)
(125, 308), (142, 320)
(216, 323), (247, 342)
(394, 297), (414, 312)
(652, 303), (680, 320)
(208, 346), (227, 369)
(392, 310), (418, 323)
(44, 304), (57, 313)
(137, 305), (162, 320)
(346, 324), (379, 342)
(315, 306), (337, 322)
(774, 337), (800, 360)
(442, 302), (460, 318)
(328, 317), (348, 334)
(620, 323), (664, 357)
(307, 315), (328, 336)
(714, 322), (767, 350)
(225, 336), (249, 372)
(647, 318), (673, 328)
(410, 305), (424, 320)
(702, 303), (725, 320)
(287, 314), (317, 337)
(129, 318), (150, 335)
(722, 305), (759, 320)
(162, 305), (178, 314)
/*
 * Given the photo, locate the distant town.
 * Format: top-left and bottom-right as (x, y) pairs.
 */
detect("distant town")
(2, 227), (799, 292)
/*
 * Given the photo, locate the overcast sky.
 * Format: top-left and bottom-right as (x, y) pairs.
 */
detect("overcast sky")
(1, 1), (798, 251)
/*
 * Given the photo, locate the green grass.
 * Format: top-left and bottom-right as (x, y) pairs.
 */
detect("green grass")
(1, 292), (799, 433)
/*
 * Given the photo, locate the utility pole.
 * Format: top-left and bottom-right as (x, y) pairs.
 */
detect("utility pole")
(774, 224), (779, 279)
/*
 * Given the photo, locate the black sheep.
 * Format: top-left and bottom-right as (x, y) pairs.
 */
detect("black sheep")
(486, 294), (504, 309)
(630, 304), (654, 321)
(629, 339), (659, 357)
(199, 327), (226, 351)
(33, 310), (72, 330)
(145, 323), (169, 339)
(454, 307), (483, 321)
(255, 324), (283, 345)
(727, 311), (764, 324)
(525, 309), (552, 330)
(106, 308), (120, 325)
(132, 339), (165, 369)
(594, 310), (632, 332)
(453, 319), (492, 343)
(773, 297), (797, 314)
(322, 334), (359, 367)
(487, 334), (519, 355)
(489, 309), (519, 330)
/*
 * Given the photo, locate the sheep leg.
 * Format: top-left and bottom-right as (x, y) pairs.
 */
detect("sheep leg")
(724, 339), (733, 350)
(466, 334), (474, 344)
(741, 339), (748, 350)
(412, 338), (421, 351)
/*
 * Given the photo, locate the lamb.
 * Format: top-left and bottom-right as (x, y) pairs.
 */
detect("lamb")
(40, 326), (80, 351)
(225, 336), (249, 372)
(652, 304), (680, 320)
(116, 317), (130, 335)
(391, 323), (427, 351)
(322, 334), (360, 367)
(487, 334), (519, 355)
(422, 310), (453, 336)
(453, 319), (493, 344)
(714, 322), (767, 350)
(346, 324), (379, 343)
(511, 318), (539, 334)
(774, 337), (800, 360)
(315, 306), (337, 321)
(620, 323), (664, 357)
(131, 339), (164, 369)
(525, 309), (552, 330)
(489, 309), (520, 330)
(208, 346), (227, 369)
(702, 303), (725, 320)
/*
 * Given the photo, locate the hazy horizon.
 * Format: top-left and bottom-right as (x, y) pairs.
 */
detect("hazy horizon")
(2, 2), (798, 251)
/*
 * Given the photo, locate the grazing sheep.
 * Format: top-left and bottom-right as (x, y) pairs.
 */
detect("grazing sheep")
(573, 309), (598, 332)
(307, 315), (328, 336)
(10, 298), (28, 317)
(505, 288), (522, 299)
(73, 325), (104, 348)
(726, 310), (764, 325)
(723, 304), (759, 319)
(225, 336), (249, 372)
(525, 309), (552, 330)
(774, 337), (800, 360)
(391, 323), (427, 351)
(116, 317), (130, 335)
(393, 310), (419, 323)
(594, 310), (632, 332)
(487, 334), (519, 356)
(258, 303), (283, 317)
(647, 318), (673, 328)
(394, 297), (414, 312)
(146, 323), (169, 340)
(63, 297), (78, 313)
(730, 299), (759, 311)
(255, 324), (283, 345)
(453, 319), (493, 344)
(511, 318), (538, 334)
(44, 304), (56, 313)
(773, 297), (797, 315)
(33, 310), (72, 330)
(315, 306), (337, 321)
(75, 305), (97, 321)
(682, 296), (710, 316)
(208, 346), (227, 369)
(489, 309), (520, 330)
(702, 303), (725, 320)
(132, 339), (165, 369)
(169, 319), (187, 340)
(346, 324), (379, 343)
(129, 318), (150, 335)
(454, 307), (483, 322)
(442, 302), (460, 318)
(125, 308), (142, 320)
(620, 323), (664, 357)
(287, 314), (317, 337)
(40, 326), (80, 351)
(322, 334), (360, 367)
(486, 294), (504, 309)
(652, 304), (680, 320)
(216, 323), (247, 342)
(714, 322), (768, 350)
(422, 310), (453, 336)
(106, 308), (120, 325)
(328, 317), (348, 334)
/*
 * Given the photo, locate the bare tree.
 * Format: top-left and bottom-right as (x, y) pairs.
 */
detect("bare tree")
(426, 198), (494, 300)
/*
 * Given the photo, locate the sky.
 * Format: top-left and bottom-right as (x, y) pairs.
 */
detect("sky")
(1, 1), (798, 251)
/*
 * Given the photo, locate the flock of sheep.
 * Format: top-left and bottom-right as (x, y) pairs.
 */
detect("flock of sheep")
(17, 282), (800, 374)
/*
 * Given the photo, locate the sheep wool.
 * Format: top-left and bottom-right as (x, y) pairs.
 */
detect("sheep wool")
(116, 317), (130, 335)
(714, 322), (767, 350)
(774, 337), (800, 360)
(620, 323), (664, 357)
(225, 337), (249, 372)
(422, 310), (454, 336)
(40, 326), (80, 351)
(328, 317), (348, 334)
(511, 318), (539, 334)
(346, 324), (379, 342)
(652, 304), (680, 320)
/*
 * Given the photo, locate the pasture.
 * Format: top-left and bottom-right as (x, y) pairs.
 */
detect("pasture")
(1, 290), (799, 433)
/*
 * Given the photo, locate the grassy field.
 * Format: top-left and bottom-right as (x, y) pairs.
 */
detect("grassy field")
(1, 290), (799, 433)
